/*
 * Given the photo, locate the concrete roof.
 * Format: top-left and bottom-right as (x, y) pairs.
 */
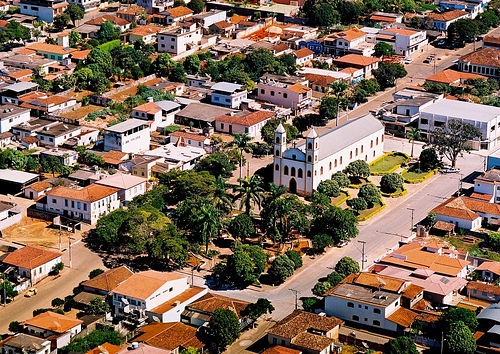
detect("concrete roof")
(0, 105), (30, 119)
(477, 304), (500, 323)
(95, 173), (145, 190)
(105, 119), (148, 133)
(2, 82), (38, 92)
(0, 169), (38, 183)
(176, 103), (235, 122)
(211, 82), (245, 93)
(421, 98), (500, 123)
(144, 143), (206, 163)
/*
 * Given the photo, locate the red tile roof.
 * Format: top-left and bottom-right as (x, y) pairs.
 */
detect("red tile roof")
(427, 9), (468, 22)
(165, 6), (193, 18)
(425, 69), (486, 84)
(293, 48), (314, 59)
(476, 261), (500, 276)
(3, 246), (61, 270)
(23, 311), (82, 333)
(334, 54), (380, 67)
(169, 131), (209, 141)
(81, 266), (134, 293)
(215, 110), (275, 127)
(135, 322), (204, 350)
(111, 270), (185, 300)
(46, 184), (118, 202)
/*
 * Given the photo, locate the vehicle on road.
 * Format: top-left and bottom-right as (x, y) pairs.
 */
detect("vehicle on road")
(336, 240), (349, 248)
(404, 58), (413, 64)
(437, 39), (445, 46)
(423, 57), (432, 63)
(25, 288), (37, 297)
(442, 167), (460, 173)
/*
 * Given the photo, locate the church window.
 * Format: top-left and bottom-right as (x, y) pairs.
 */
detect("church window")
(275, 164), (279, 171)
(365, 155), (367, 161)
(376, 137), (379, 145)
(292, 154), (296, 160)
(350, 151), (352, 159)
(329, 162), (332, 170)
(320, 167), (323, 175)
(276, 150), (280, 156)
(373, 151), (376, 157)
(276, 137), (280, 144)
(356, 148), (358, 156)
(335, 159), (337, 168)
(298, 169), (303, 178)
(291, 167), (296, 176)
(315, 171), (317, 176)
(340, 156), (343, 165)
(315, 143), (318, 148)
(307, 170), (312, 177)
(308, 142), (312, 149)
(284, 166), (289, 175)
(307, 155), (312, 162)
(315, 156), (317, 161)
(370, 140), (373, 148)
(361, 145), (364, 153)
(382, 135), (384, 142)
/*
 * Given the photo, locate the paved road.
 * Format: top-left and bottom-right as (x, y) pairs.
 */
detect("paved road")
(0, 240), (105, 334)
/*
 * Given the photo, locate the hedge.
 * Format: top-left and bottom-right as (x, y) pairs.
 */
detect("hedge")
(369, 152), (410, 176)
(402, 168), (439, 184)
(358, 200), (386, 222)
(380, 185), (407, 198)
(98, 39), (121, 51)
(332, 190), (350, 207)
(349, 177), (371, 189)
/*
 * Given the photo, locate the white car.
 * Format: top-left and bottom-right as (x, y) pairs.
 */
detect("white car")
(404, 58), (413, 64)
(442, 167), (460, 173)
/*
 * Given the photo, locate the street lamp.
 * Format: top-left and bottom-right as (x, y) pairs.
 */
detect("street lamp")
(358, 240), (366, 270)
(407, 208), (415, 237)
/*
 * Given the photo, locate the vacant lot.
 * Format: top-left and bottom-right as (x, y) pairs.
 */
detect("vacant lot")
(2, 217), (61, 249)
(59, 105), (102, 121)
(107, 77), (161, 101)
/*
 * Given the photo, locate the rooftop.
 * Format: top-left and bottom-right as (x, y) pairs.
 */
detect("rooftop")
(459, 47), (500, 67)
(188, 293), (249, 319)
(293, 48), (314, 59)
(475, 167), (500, 183)
(135, 322), (204, 350)
(105, 119), (148, 133)
(215, 110), (275, 126)
(211, 82), (245, 93)
(334, 54), (380, 67)
(432, 196), (500, 221)
(144, 143), (206, 163)
(164, 6), (193, 18)
(327, 281), (401, 307)
(23, 311), (83, 333)
(81, 266), (134, 293)
(476, 260), (500, 276)
(326, 27), (366, 42)
(37, 122), (80, 137)
(467, 281), (500, 297)
(112, 270), (186, 300)
(0, 169), (38, 184)
(26, 43), (76, 55)
(46, 184), (118, 202)
(425, 69), (486, 84)
(421, 98), (500, 122)
(95, 173), (145, 190)
(0, 105), (30, 119)
(151, 286), (206, 314)
(426, 9), (468, 22)
(176, 102), (235, 122)
(85, 342), (121, 354)
(116, 343), (170, 354)
(2, 82), (38, 93)
(0, 334), (50, 351)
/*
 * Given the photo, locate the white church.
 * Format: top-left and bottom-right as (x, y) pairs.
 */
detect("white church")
(273, 114), (385, 196)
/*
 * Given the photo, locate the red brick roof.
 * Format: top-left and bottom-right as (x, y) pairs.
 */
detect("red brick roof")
(46, 184), (118, 202)
(293, 48), (314, 59)
(3, 246), (61, 270)
(215, 110), (275, 127)
(426, 9), (468, 22)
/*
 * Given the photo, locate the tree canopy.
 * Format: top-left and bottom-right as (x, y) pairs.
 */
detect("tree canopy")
(208, 309), (241, 348)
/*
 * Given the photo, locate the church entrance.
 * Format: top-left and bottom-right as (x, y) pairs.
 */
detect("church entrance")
(289, 178), (297, 194)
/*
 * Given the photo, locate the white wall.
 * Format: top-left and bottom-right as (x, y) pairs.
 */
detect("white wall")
(104, 127), (150, 153)
(257, 84), (312, 112)
(435, 213), (481, 231)
(0, 110), (30, 133)
(215, 119), (269, 140)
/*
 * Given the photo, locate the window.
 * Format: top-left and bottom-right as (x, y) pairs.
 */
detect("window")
(347, 302), (354, 308)
(373, 308), (381, 314)
(352, 315), (359, 321)
(307, 170), (312, 177)
(365, 306), (368, 309)
(276, 150), (280, 156)
(420, 118), (428, 125)
(350, 151), (353, 159)
(52, 199), (56, 203)
(361, 145), (364, 153)
(283, 93), (288, 98)
(329, 162), (332, 170)
(370, 140), (373, 148)
(320, 167), (323, 175)
(214, 96), (219, 101)
(261, 89), (265, 94)
(376, 137), (379, 145)
(482, 291), (488, 296)
(291, 167), (296, 176)
(276, 137), (280, 144)
(373, 320), (381, 326)
(308, 142), (312, 149)
(298, 168), (303, 178)
(284, 166), (289, 175)
(307, 155), (312, 162)
(65, 199), (68, 207)
(358, 304), (362, 308)
(71, 201), (75, 208)
(292, 154), (296, 160)
(340, 156), (342, 165)
(83, 204), (87, 211)
(271, 91), (275, 96)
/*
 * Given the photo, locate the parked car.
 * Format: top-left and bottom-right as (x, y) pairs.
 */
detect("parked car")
(423, 57), (431, 63)
(442, 167), (460, 173)
(336, 240), (349, 248)
(404, 58), (413, 64)
(25, 288), (37, 297)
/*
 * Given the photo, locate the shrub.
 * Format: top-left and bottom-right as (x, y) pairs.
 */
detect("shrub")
(285, 250), (303, 270)
(346, 197), (367, 212)
(89, 269), (105, 279)
(51, 298), (65, 307)
(268, 254), (295, 284)
(345, 160), (370, 178)
(312, 234), (333, 253)
(380, 173), (404, 193)
(419, 148), (440, 171)
(358, 183), (381, 207)
(317, 179), (340, 197)
(327, 271), (344, 286)
(302, 297), (319, 312)
(9, 321), (21, 333)
(488, 232), (500, 252)
(312, 281), (333, 296)
(331, 171), (350, 188)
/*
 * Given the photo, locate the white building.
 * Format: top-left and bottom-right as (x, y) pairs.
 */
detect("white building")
(193, 10), (226, 32)
(130, 100), (181, 130)
(161, 6), (193, 25)
(104, 119), (151, 154)
(137, 0), (173, 14)
(95, 173), (147, 204)
(0, 105), (30, 134)
(68, 0), (99, 12)
(169, 131), (212, 151)
(211, 82), (248, 109)
(3, 245), (62, 285)
(472, 167), (500, 203)
(323, 27), (369, 56)
(257, 74), (312, 114)
(158, 22), (203, 56)
(376, 28), (428, 58)
(39, 147), (78, 166)
(36, 122), (81, 147)
(292, 48), (314, 66)
(419, 99), (500, 150)
(274, 114), (385, 196)
(143, 141), (206, 171)
(19, 0), (68, 22)
(40, 184), (120, 224)
(458, 47), (500, 79)
(112, 271), (189, 319)
(22, 312), (82, 349)
(215, 110), (275, 140)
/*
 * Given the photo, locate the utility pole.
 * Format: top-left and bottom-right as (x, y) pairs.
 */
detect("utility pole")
(3, 273), (5, 307)
(358, 240), (366, 270)
(68, 235), (74, 268)
(59, 224), (62, 251)
(407, 208), (415, 237)
(289, 289), (299, 310)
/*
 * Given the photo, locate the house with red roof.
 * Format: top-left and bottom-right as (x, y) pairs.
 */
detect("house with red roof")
(333, 54), (380, 79)
(3, 246), (62, 285)
(215, 110), (276, 140)
(292, 48), (314, 66)
(376, 28), (428, 58)
(475, 261), (500, 282)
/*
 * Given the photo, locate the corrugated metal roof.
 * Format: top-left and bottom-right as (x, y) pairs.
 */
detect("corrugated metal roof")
(211, 82), (245, 93)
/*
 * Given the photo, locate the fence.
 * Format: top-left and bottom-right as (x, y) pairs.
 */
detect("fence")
(407, 333), (441, 348)
(0, 212), (22, 231)
(101, 74), (157, 98)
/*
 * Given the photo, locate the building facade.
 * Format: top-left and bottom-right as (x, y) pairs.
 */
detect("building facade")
(104, 119), (150, 153)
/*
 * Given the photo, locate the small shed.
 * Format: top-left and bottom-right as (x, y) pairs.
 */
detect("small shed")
(431, 220), (456, 237)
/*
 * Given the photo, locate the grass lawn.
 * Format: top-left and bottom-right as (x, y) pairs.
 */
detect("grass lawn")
(370, 153), (407, 174)
(402, 166), (432, 181)
(331, 191), (349, 206)
(357, 202), (383, 220)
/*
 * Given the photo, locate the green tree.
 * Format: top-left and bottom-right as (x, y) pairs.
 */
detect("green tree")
(196, 202), (220, 253)
(268, 254), (295, 283)
(89, 268), (105, 279)
(183, 54), (201, 74)
(234, 175), (265, 214)
(301, 0), (339, 26)
(346, 197), (367, 212)
(229, 213), (255, 240)
(358, 183), (381, 207)
(302, 297), (319, 312)
(331, 171), (350, 188)
(51, 297), (65, 307)
(317, 179), (340, 197)
(62, 328), (123, 352)
(319, 95), (340, 121)
(380, 173), (404, 193)
(54, 13), (70, 29)
(406, 127), (421, 157)
(327, 271), (344, 286)
(95, 209), (130, 245)
(488, 232), (500, 252)
(9, 320), (21, 333)
(448, 18), (478, 44)
(187, 0), (204, 13)
(338, 0), (362, 24)
(346, 159), (371, 178)
(221, 244), (266, 284)
(374, 42), (396, 57)
(86, 297), (110, 315)
(64, 3), (84, 26)
(87, 47), (113, 77)
(312, 234), (333, 253)
(312, 281), (334, 296)
(386, 337), (418, 354)
(180, 348), (200, 354)
(228, 133), (254, 182)
(243, 48), (280, 81)
(335, 256), (360, 277)
(208, 309), (241, 348)
(96, 20), (120, 43)
(40, 156), (65, 176)
(170, 62), (187, 83)
(69, 30), (82, 47)
(0, 279), (18, 302)
(25, 156), (40, 172)
(243, 298), (275, 320)
(284, 250), (303, 270)
(444, 321), (476, 354)
(152, 53), (174, 77)
(419, 148), (440, 171)
(440, 307), (478, 332)
(196, 151), (237, 179)
(261, 119), (298, 145)
(373, 62), (407, 88)
(311, 206), (358, 242)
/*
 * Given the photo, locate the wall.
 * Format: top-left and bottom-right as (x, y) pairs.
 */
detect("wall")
(0, 110), (30, 134)
(101, 74), (157, 98)
(0, 212), (22, 231)
(30, 255), (62, 284)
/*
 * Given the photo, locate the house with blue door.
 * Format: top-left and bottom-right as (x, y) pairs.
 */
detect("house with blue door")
(298, 39), (324, 54)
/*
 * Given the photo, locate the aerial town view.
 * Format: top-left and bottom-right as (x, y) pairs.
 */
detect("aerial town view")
(2, 0), (500, 352)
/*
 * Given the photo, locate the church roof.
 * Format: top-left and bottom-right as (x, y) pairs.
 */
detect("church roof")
(306, 128), (318, 138)
(275, 123), (286, 134)
(297, 114), (383, 161)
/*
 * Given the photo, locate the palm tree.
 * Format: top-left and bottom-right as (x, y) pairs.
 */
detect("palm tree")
(197, 201), (220, 253)
(210, 176), (234, 214)
(228, 133), (254, 183)
(234, 175), (265, 215)
(406, 127), (421, 158)
(328, 81), (349, 124)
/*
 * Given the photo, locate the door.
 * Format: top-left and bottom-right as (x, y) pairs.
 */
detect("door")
(229, 125), (232, 134)
(289, 178), (297, 194)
